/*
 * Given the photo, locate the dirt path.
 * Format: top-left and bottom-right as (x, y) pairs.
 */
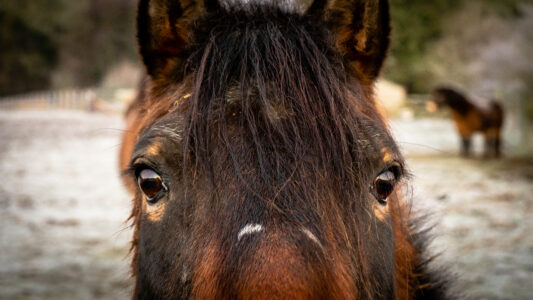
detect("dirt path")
(0, 111), (133, 300)
(408, 155), (533, 299)
(392, 119), (533, 299)
(0, 112), (532, 299)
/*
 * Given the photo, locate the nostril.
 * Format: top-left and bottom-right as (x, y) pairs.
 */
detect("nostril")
(237, 223), (264, 241)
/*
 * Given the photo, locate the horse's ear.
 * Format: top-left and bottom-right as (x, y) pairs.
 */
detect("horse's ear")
(308, 0), (390, 82)
(137, 0), (219, 78)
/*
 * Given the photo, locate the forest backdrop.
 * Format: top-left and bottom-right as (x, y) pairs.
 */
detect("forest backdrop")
(1, 0), (532, 149)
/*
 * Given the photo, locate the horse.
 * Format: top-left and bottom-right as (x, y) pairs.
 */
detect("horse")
(428, 86), (504, 158)
(119, 0), (452, 298)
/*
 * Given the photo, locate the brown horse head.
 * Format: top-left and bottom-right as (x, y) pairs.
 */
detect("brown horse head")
(430, 87), (473, 116)
(120, 0), (451, 298)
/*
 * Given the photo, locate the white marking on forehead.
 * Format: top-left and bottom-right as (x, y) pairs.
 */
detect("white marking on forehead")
(300, 228), (322, 246)
(237, 223), (264, 241)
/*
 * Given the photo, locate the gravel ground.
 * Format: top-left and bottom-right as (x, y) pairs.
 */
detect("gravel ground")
(0, 111), (532, 299)
(0, 111), (133, 300)
(392, 119), (533, 299)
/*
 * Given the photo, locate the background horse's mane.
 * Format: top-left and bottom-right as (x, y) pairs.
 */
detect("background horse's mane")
(434, 86), (475, 116)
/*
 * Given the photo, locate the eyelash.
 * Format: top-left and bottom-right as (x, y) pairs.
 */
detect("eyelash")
(127, 158), (159, 178)
(387, 164), (403, 179)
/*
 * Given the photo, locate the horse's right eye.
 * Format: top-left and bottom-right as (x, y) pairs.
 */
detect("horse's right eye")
(137, 169), (167, 203)
(372, 167), (399, 205)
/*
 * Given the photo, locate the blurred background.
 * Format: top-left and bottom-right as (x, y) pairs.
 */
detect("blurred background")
(0, 0), (532, 299)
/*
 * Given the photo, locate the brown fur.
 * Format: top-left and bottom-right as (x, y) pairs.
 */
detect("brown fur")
(119, 0), (452, 298)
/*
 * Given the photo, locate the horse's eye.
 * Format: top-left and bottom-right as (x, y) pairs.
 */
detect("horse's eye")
(373, 169), (397, 204)
(137, 169), (166, 203)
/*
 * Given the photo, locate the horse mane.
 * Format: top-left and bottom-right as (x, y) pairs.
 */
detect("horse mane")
(180, 4), (388, 188)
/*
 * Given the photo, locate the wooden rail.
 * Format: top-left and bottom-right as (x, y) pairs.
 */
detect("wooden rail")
(0, 89), (98, 111)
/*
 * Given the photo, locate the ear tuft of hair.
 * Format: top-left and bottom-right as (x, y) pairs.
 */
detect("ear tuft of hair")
(137, 0), (221, 78)
(306, 0), (390, 82)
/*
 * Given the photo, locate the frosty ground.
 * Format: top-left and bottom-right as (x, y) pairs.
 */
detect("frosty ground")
(0, 111), (531, 299)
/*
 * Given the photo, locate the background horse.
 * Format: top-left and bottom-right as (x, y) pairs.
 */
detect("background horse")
(429, 86), (504, 158)
(119, 0), (451, 298)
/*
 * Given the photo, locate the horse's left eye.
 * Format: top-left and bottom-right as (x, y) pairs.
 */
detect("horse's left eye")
(373, 169), (397, 204)
(137, 169), (167, 203)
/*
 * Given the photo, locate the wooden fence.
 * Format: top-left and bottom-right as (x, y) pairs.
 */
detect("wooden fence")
(0, 89), (98, 111)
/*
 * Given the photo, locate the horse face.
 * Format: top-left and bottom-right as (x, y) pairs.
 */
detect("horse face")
(127, 109), (405, 299)
(121, 0), (412, 298)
